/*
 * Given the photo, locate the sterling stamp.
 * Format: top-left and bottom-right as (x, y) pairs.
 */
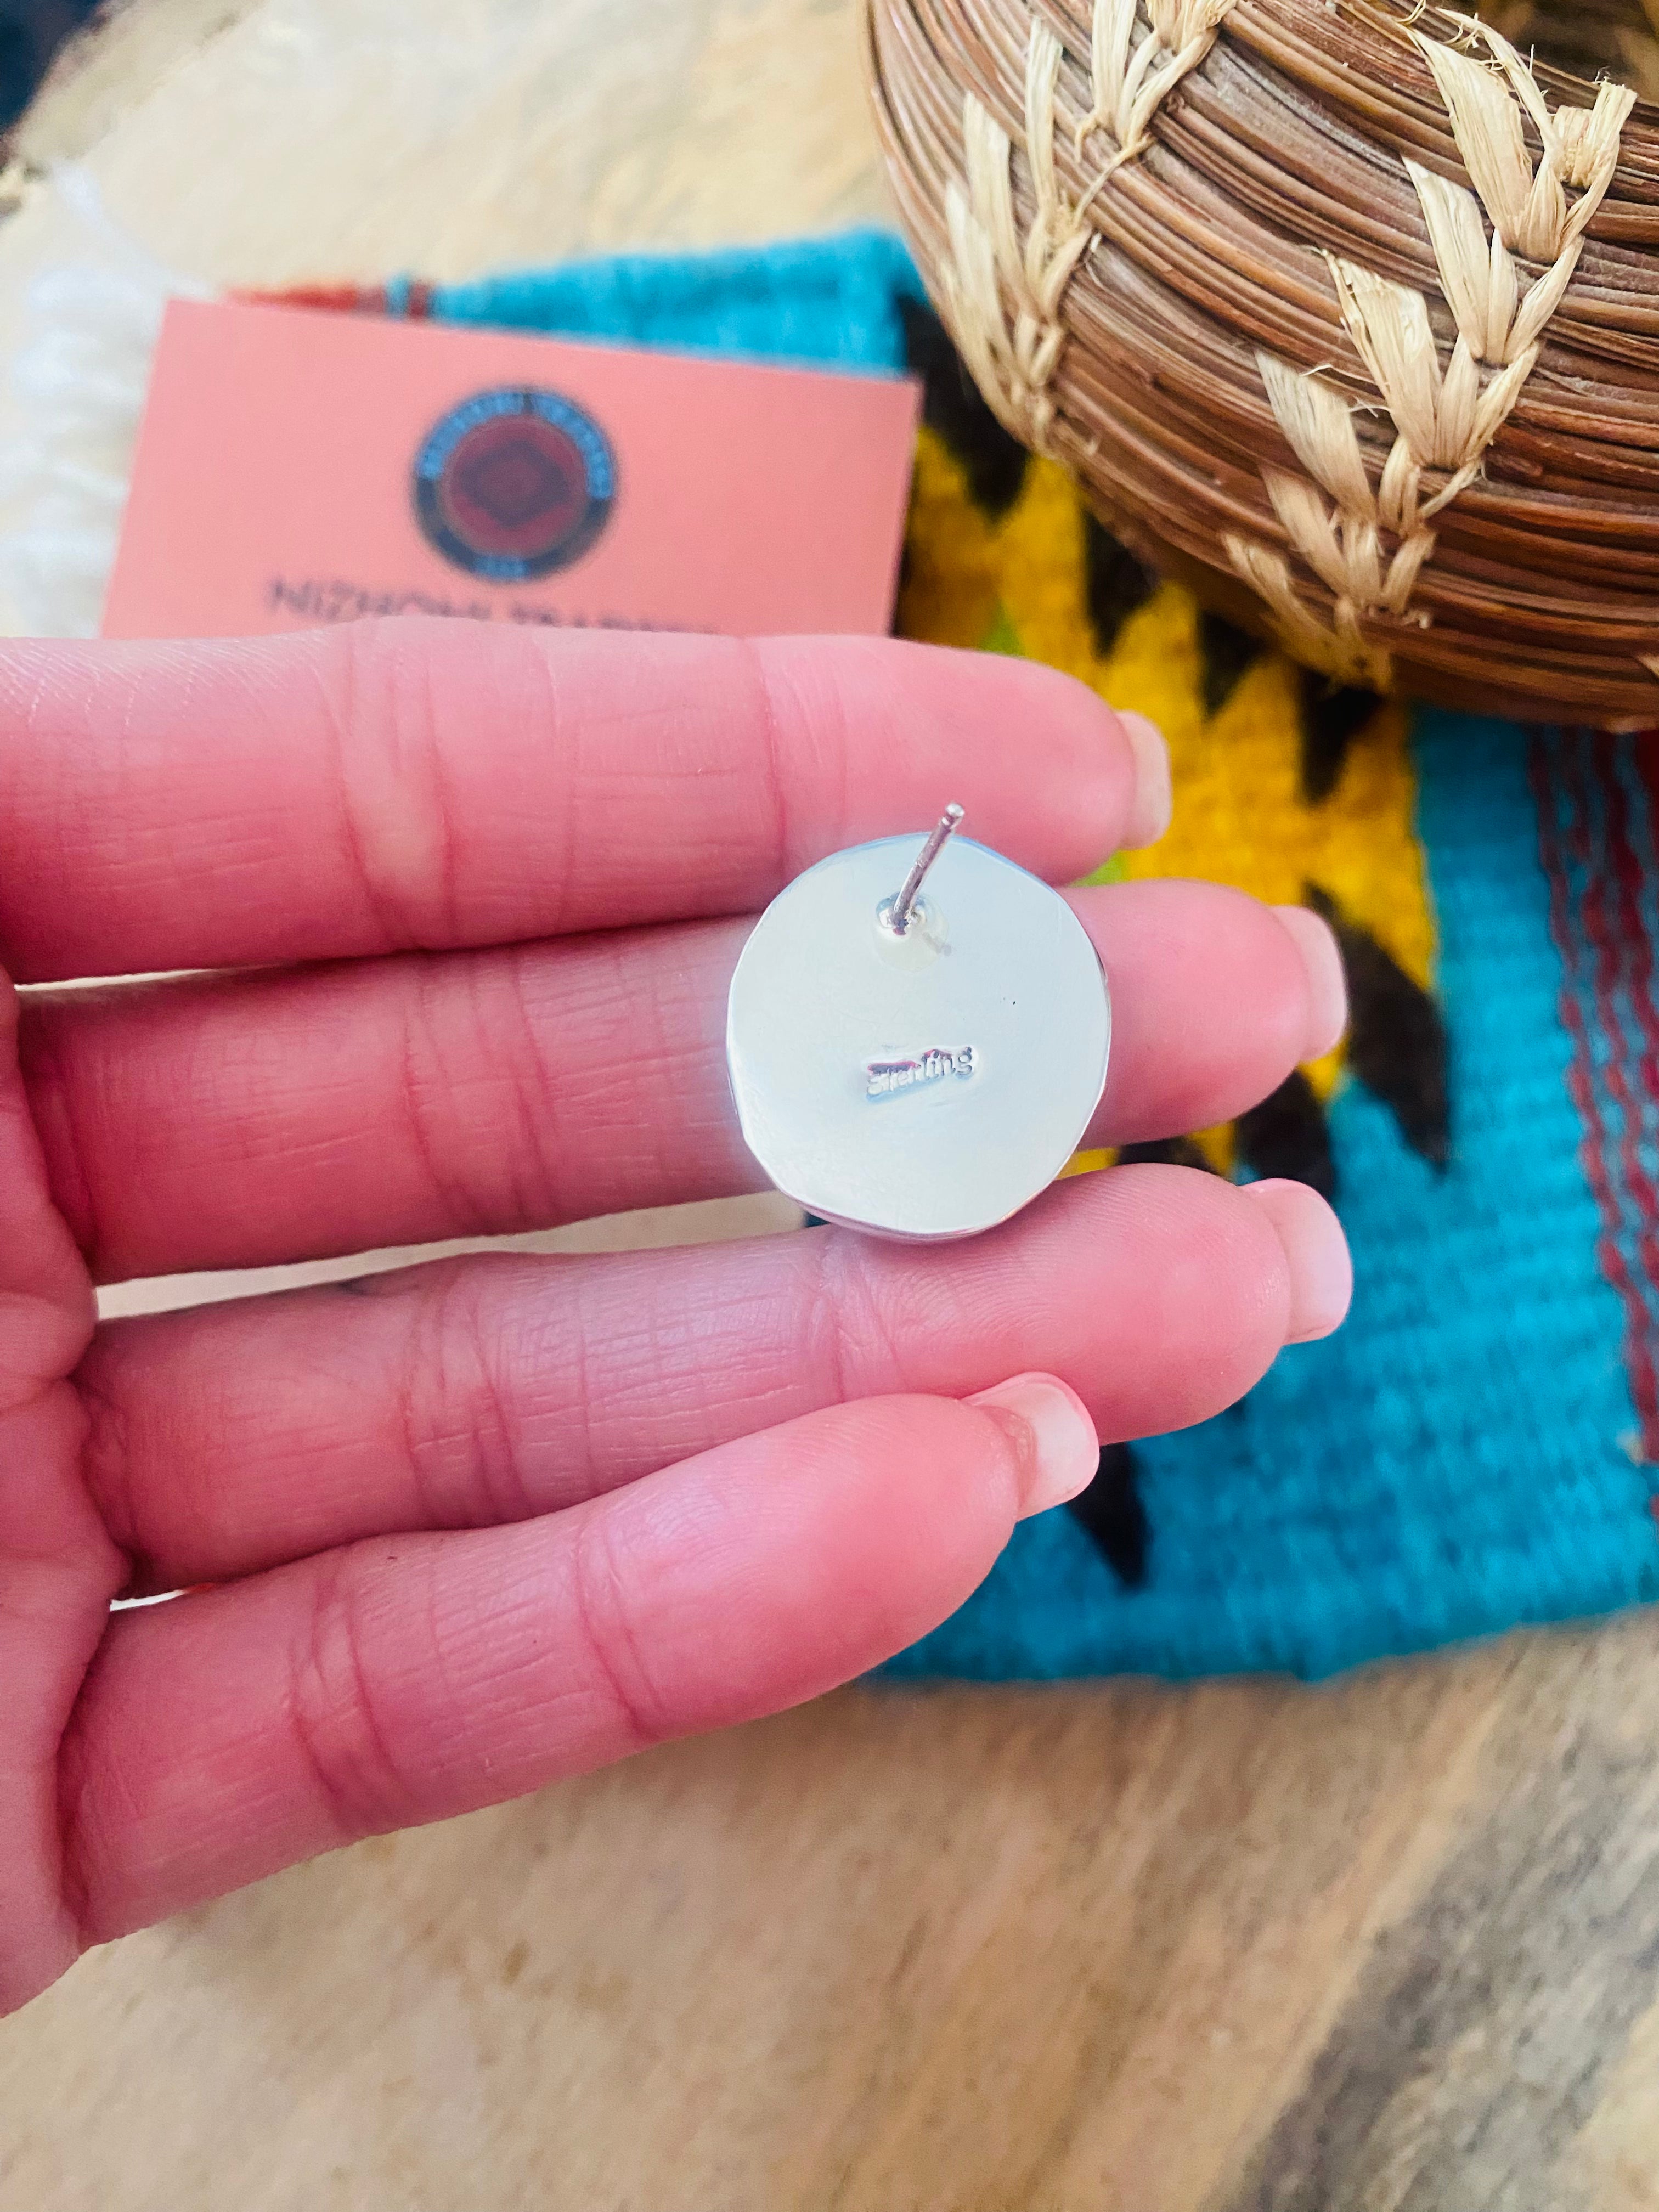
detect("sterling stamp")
(866, 1048), (978, 1099)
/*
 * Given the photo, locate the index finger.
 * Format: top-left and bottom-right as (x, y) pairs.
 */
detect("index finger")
(0, 622), (1163, 981)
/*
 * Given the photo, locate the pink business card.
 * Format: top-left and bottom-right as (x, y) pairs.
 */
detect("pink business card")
(102, 297), (921, 640)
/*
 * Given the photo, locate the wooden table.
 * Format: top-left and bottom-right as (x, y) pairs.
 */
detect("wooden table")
(4, 5), (1659, 2206)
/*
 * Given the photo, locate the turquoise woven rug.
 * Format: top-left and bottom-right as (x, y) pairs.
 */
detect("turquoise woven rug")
(350, 230), (1659, 1681)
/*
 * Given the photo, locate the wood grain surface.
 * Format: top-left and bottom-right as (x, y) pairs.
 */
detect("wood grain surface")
(3, 3), (1659, 2207)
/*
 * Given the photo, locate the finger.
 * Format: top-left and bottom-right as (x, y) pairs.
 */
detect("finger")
(1239, 1178), (1355, 1345)
(25, 880), (1338, 1280)
(0, 973), (119, 2015)
(78, 1162), (1346, 1592)
(0, 623), (1160, 982)
(60, 1381), (1099, 1941)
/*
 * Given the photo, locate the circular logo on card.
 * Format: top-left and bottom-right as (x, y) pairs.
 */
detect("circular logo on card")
(413, 387), (617, 580)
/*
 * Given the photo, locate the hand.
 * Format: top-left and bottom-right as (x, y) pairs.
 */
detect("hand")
(0, 619), (1350, 2013)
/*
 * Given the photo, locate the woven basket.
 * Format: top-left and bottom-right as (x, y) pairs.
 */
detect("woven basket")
(864, 0), (1659, 724)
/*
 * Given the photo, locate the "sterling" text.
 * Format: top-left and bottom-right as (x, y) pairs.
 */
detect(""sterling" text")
(865, 1048), (978, 1100)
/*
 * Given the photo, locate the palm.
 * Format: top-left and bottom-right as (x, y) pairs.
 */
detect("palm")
(0, 619), (1347, 2016)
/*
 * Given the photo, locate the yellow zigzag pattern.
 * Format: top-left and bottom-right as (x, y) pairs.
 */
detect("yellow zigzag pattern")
(898, 427), (1439, 1176)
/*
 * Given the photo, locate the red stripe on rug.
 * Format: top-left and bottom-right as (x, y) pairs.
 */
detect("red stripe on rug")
(236, 284), (392, 314)
(1587, 732), (1659, 1311)
(1562, 733), (1659, 1446)
(1532, 731), (1659, 1460)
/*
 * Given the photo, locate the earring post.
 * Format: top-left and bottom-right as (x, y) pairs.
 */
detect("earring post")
(885, 804), (965, 936)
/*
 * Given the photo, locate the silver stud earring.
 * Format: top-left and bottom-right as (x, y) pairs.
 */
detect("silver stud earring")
(726, 806), (1111, 1240)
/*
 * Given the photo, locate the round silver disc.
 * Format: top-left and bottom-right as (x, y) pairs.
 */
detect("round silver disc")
(726, 832), (1111, 1240)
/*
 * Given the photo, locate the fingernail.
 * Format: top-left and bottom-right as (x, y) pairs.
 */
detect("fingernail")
(1119, 711), (1173, 850)
(1272, 903), (1348, 1060)
(968, 1372), (1101, 1519)
(1240, 1179), (1354, 1344)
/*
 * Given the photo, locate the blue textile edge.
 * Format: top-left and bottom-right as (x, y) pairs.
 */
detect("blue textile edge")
(401, 228), (923, 376)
